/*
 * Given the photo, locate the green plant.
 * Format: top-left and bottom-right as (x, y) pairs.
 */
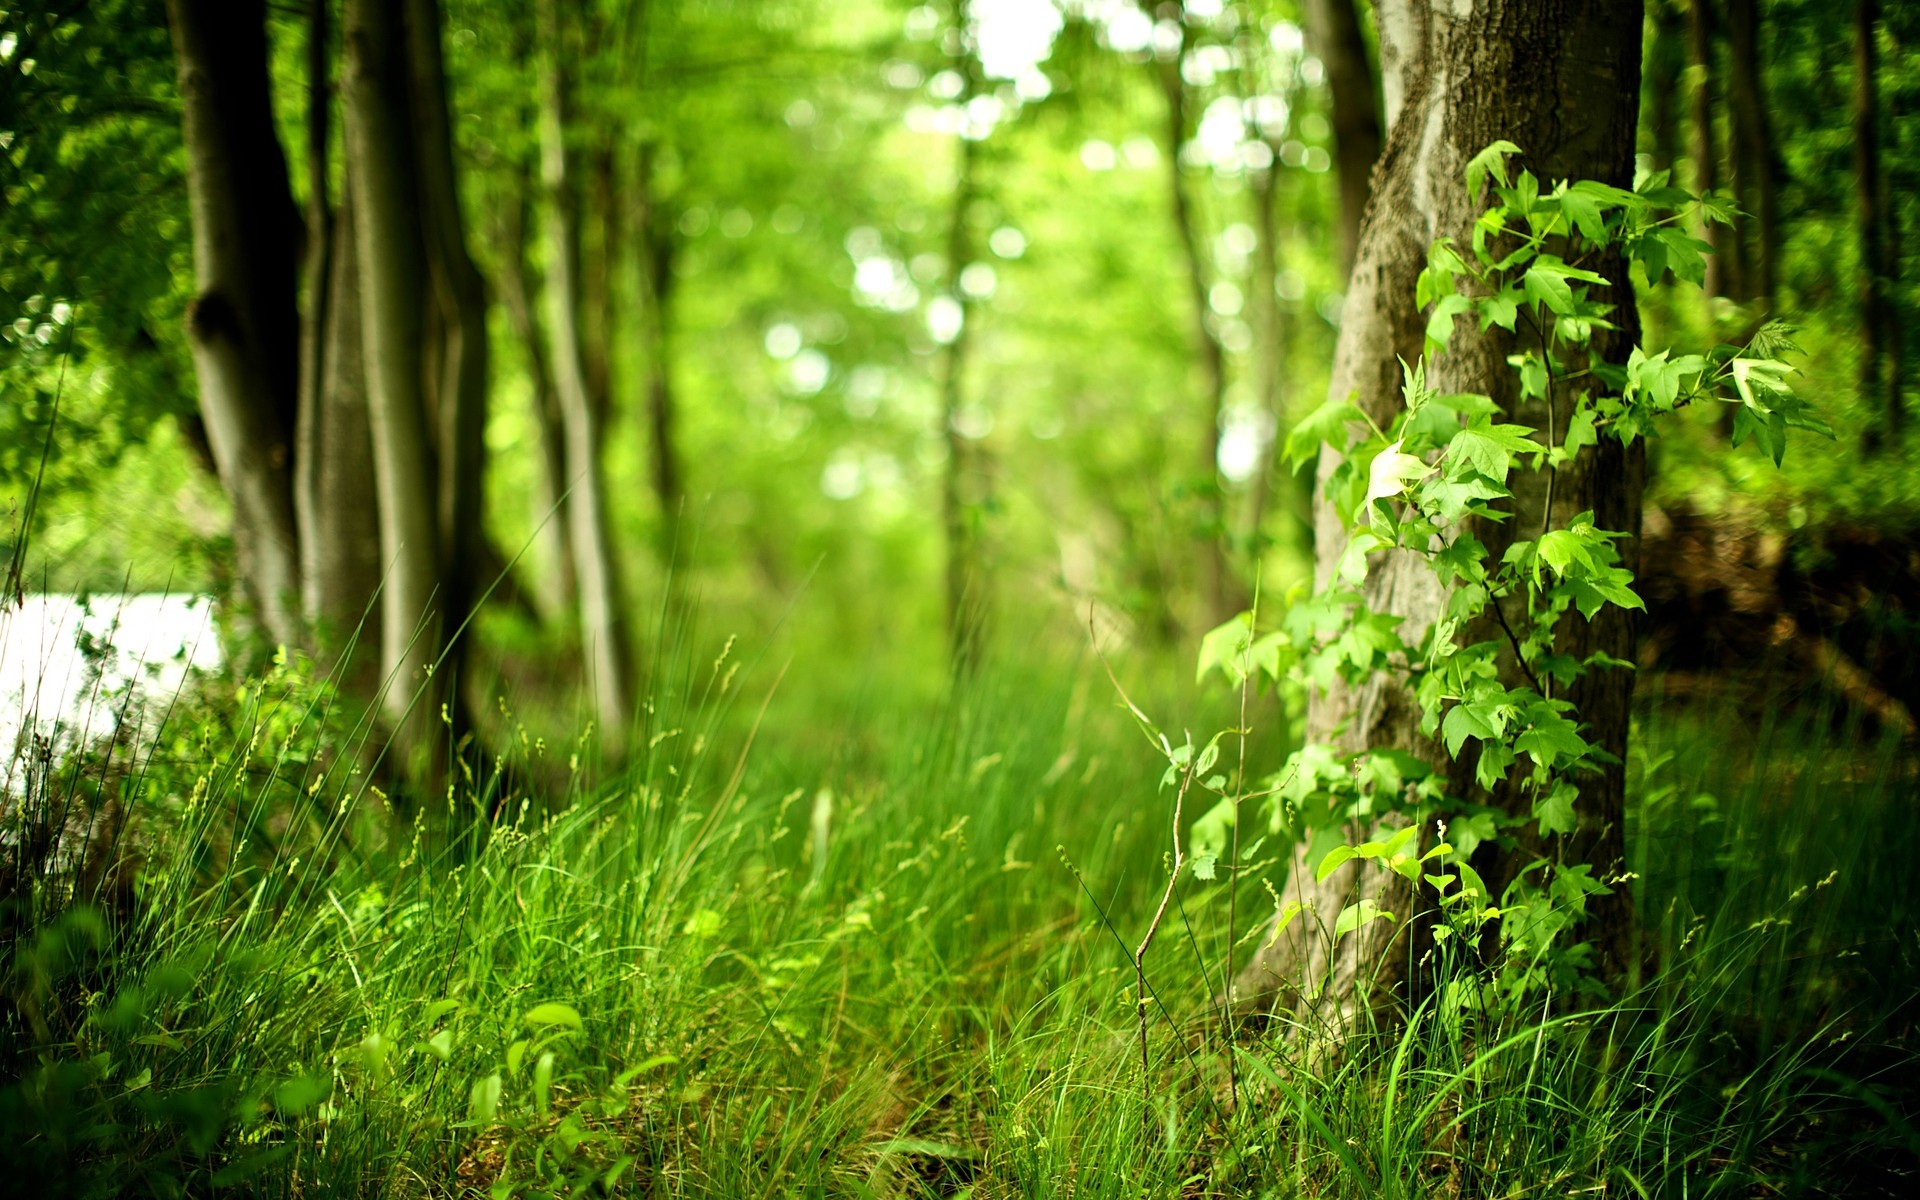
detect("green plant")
(1192, 143), (1829, 1009)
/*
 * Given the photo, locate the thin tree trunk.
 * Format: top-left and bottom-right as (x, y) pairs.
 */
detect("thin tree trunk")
(165, 0), (304, 652)
(343, 0), (445, 755)
(1855, 0), (1900, 444)
(297, 178), (383, 689)
(1646, 0), (1687, 176)
(1688, 0), (1738, 298)
(1148, 17), (1233, 625)
(540, 0), (631, 737)
(1726, 0), (1777, 304)
(634, 141), (683, 565)
(1233, 0), (1646, 1024)
(583, 137), (617, 428)
(403, 0), (490, 697)
(940, 70), (984, 674)
(1239, 156), (1288, 556)
(1302, 0), (1383, 278)
(496, 160), (578, 618)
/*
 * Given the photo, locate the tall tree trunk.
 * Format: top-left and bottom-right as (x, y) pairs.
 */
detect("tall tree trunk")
(1855, 0), (1900, 445)
(297, 178), (383, 689)
(582, 138), (618, 429)
(165, 0), (304, 652)
(1148, 16), (1233, 625)
(1302, 0), (1384, 278)
(634, 142), (683, 566)
(496, 160), (578, 619)
(343, 0), (445, 755)
(1688, 0), (1739, 298)
(1645, 0), (1687, 176)
(540, 0), (631, 737)
(1726, 0), (1777, 305)
(403, 0), (490, 699)
(1239, 157), (1289, 558)
(940, 67), (985, 675)
(1233, 0), (1646, 1024)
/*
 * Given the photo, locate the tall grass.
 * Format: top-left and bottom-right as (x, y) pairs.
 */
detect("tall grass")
(1, 636), (1915, 1197)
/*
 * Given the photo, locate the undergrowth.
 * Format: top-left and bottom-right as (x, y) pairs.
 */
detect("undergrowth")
(0, 636), (1915, 1198)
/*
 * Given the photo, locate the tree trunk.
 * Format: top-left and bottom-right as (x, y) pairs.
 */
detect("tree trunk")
(403, 0), (490, 699)
(1855, 0), (1900, 445)
(634, 142), (683, 567)
(1726, 0), (1777, 305)
(540, 0), (632, 738)
(1149, 19), (1233, 626)
(1233, 0), (1645, 1025)
(1302, 0), (1384, 278)
(1238, 156), (1290, 558)
(1688, 0), (1738, 298)
(940, 67), (985, 675)
(343, 0), (446, 755)
(1645, 0), (1687, 176)
(496, 160), (579, 619)
(297, 178), (383, 690)
(165, 0), (304, 652)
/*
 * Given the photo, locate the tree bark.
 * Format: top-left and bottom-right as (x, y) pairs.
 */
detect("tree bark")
(296, 177), (383, 690)
(1726, 0), (1777, 304)
(343, 0), (446, 753)
(540, 0), (632, 737)
(940, 62), (985, 675)
(1645, 0), (1687, 176)
(1302, 0), (1384, 278)
(1688, 0), (1739, 298)
(165, 0), (304, 652)
(1233, 0), (1645, 1025)
(1239, 156), (1290, 558)
(1855, 0), (1900, 445)
(1148, 14), (1233, 626)
(403, 0), (490, 696)
(635, 142), (683, 567)
(496, 159), (579, 619)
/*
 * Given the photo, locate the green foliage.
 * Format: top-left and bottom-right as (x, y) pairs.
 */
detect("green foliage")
(1195, 144), (1822, 1007)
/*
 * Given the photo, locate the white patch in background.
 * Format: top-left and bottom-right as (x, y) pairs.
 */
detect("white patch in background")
(1, 594), (222, 770)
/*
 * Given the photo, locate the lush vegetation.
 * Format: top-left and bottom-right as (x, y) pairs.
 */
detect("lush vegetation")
(3, 0), (1917, 1195)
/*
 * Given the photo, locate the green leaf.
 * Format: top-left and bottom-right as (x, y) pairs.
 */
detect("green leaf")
(1466, 140), (1523, 200)
(1533, 781), (1579, 836)
(1285, 397), (1365, 470)
(1334, 899), (1398, 939)
(1317, 844), (1357, 881)
(523, 1002), (583, 1031)
(1425, 293), (1473, 354)
(470, 1072), (502, 1124)
(1446, 422), (1539, 481)
(1197, 612), (1254, 685)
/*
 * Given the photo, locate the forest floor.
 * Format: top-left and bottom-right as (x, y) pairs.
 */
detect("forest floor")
(2, 642), (1917, 1197)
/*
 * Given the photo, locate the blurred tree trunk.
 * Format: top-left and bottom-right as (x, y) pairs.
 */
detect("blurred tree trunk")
(1239, 155), (1289, 562)
(634, 142), (683, 567)
(496, 160), (579, 620)
(1147, 12), (1233, 626)
(404, 0), (490, 715)
(1301, 0), (1383, 278)
(583, 138), (618, 429)
(940, 59), (985, 675)
(539, 0), (632, 737)
(297, 178), (383, 689)
(1233, 0), (1645, 1024)
(1726, 0), (1777, 305)
(1688, 0), (1739, 297)
(1855, 0), (1901, 446)
(165, 0), (304, 652)
(1645, 0), (1687, 176)
(343, 0), (445, 756)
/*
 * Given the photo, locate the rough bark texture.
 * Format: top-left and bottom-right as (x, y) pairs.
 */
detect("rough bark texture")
(1302, 0), (1384, 277)
(343, 0), (445, 747)
(540, 0), (632, 737)
(166, 0), (304, 651)
(1233, 0), (1646, 1025)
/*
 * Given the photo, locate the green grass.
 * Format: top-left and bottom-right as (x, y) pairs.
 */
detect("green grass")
(2, 642), (1916, 1198)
